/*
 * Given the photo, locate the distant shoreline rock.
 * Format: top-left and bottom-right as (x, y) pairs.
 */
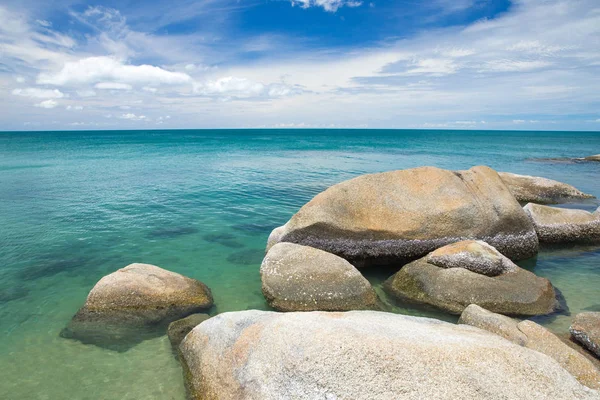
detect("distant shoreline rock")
(499, 171), (594, 204)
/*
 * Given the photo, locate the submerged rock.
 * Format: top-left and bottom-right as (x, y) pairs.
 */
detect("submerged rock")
(571, 312), (600, 359)
(261, 243), (378, 311)
(524, 203), (600, 244)
(62, 263), (213, 349)
(180, 310), (598, 399)
(498, 172), (594, 204)
(167, 313), (211, 349)
(460, 305), (600, 390)
(268, 166), (538, 266)
(384, 240), (557, 316)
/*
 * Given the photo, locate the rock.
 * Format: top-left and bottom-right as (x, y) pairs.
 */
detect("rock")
(459, 306), (600, 390)
(571, 312), (600, 359)
(427, 240), (517, 277)
(261, 243), (378, 311)
(458, 304), (527, 345)
(524, 203), (600, 244)
(384, 241), (557, 316)
(180, 310), (598, 399)
(168, 313), (211, 349)
(498, 172), (594, 205)
(518, 320), (600, 390)
(62, 263), (213, 348)
(268, 166), (538, 266)
(584, 155), (600, 162)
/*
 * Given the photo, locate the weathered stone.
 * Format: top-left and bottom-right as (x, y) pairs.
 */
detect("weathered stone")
(62, 263), (213, 348)
(459, 306), (600, 390)
(518, 320), (600, 390)
(180, 310), (598, 400)
(524, 203), (600, 244)
(261, 243), (378, 311)
(458, 304), (527, 345)
(168, 313), (211, 349)
(584, 155), (600, 162)
(268, 166), (538, 266)
(499, 172), (594, 204)
(427, 240), (516, 277)
(571, 312), (600, 359)
(384, 241), (557, 316)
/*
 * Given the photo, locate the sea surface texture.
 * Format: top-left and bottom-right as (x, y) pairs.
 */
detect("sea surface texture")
(1, 129), (599, 399)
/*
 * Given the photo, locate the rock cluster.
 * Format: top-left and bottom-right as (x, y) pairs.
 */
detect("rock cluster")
(180, 310), (598, 399)
(384, 240), (557, 316)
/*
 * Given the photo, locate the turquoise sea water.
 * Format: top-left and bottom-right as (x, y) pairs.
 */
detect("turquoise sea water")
(1, 129), (599, 399)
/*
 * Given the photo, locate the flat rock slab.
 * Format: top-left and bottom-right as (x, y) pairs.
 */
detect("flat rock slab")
(268, 166), (538, 266)
(571, 312), (600, 359)
(62, 263), (213, 349)
(384, 241), (557, 316)
(524, 203), (600, 244)
(180, 310), (598, 400)
(261, 243), (378, 311)
(498, 172), (594, 205)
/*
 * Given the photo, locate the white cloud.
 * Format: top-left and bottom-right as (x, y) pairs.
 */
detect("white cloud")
(119, 113), (146, 120)
(479, 60), (551, 72)
(35, 99), (58, 109)
(193, 76), (303, 99)
(95, 82), (133, 90)
(66, 105), (84, 111)
(12, 88), (65, 99)
(142, 86), (158, 93)
(290, 0), (363, 12)
(16, 76), (26, 83)
(76, 90), (97, 97)
(37, 56), (192, 87)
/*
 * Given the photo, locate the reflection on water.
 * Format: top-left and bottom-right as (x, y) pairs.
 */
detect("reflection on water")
(0, 129), (599, 399)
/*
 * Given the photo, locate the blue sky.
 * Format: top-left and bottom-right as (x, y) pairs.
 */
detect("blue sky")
(1, 0), (599, 131)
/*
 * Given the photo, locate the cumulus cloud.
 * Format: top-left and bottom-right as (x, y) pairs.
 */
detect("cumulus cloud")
(12, 88), (65, 99)
(193, 76), (303, 99)
(119, 113), (146, 120)
(95, 82), (133, 90)
(66, 105), (84, 111)
(37, 56), (192, 87)
(35, 99), (58, 109)
(290, 0), (363, 12)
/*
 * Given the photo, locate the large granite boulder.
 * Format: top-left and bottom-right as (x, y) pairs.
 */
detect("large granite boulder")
(384, 240), (557, 316)
(268, 166), (538, 266)
(524, 203), (600, 244)
(261, 243), (378, 311)
(498, 172), (594, 204)
(180, 310), (598, 399)
(61, 263), (213, 348)
(460, 305), (600, 390)
(571, 312), (600, 359)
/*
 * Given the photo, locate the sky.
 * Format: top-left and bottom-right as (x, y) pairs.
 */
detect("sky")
(0, 0), (599, 131)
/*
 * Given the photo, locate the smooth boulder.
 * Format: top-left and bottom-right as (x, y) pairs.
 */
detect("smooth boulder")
(524, 203), (600, 244)
(498, 172), (594, 204)
(62, 263), (213, 348)
(180, 310), (598, 399)
(268, 166), (538, 266)
(384, 241), (557, 316)
(261, 243), (378, 311)
(459, 305), (600, 389)
(571, 312), (600, 359)
(168, 313), (211, 349)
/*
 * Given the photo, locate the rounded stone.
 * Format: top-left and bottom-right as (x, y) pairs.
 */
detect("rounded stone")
(498, 172), (594, 204)
(524, 203), (600, 244)
(571, 312), (600, 359)
(168, 313), (211, 349)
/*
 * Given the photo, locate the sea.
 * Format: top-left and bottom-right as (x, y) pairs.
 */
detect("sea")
(1, 129), (599, 399)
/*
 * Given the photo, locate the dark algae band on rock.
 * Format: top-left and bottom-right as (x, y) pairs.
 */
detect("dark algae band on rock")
(268, 166), (539, 266)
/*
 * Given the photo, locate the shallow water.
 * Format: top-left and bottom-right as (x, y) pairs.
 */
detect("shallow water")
(0, 129), (599, 399)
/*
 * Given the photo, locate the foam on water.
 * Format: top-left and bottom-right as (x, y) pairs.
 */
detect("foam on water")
(0, 129), (599, 399)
